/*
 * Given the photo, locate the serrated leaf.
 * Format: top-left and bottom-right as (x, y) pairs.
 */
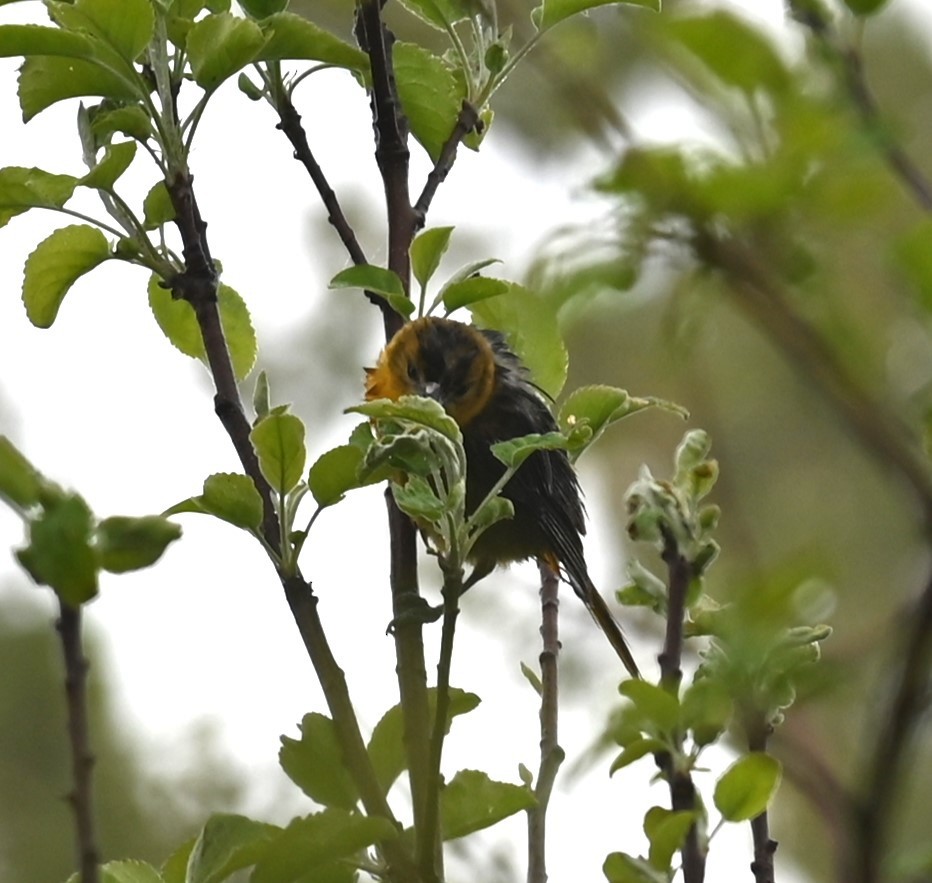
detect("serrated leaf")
(16, 492), (98, 604)
(392, 473), (445, 521)
(256, 12), (368, 72)
(395, 0), (476, 29)
(69, 859), (164, 883)
(217, 283), (258, 380)
(0, 436), (43, 509)
(644, 807), (695, 872)
(491, 431), (569, 470)
(143, 181), (176, 229)
(348, 396), (462, 443)
(394, 42), (462, 163)
(440, 770), (535, 840)
(18, 55), (139, 122)
(329, 264), (406, 298)
(95, 515), (181, 573)
(412, 226), (454, 289)
(279, 713), (359, 809)
(22, 224), (110, 327)
(441, 276), (508, 313)
(160, 838), (195, 883)
(252, 811), (397, 883)
(367, 688), (480, 792)
(0, 24), (96, 59)
(186, 813), (279, 883)
(200, 473), (264, 529)
(55, 0), (155, 63)
(186, 13), (266, 90)
(0, 166), (78, 228)
(535, 0), (658, 31)
(470, 283), (567, 398)
(250, 412), (306, 494)
(713, 753), (782, 822)
(308, 444), (365, 507)
(80, 140), (136, 191)
(618, 680), (680, 735)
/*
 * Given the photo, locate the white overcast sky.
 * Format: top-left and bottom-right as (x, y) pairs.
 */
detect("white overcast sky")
(2, 1), (928, 881)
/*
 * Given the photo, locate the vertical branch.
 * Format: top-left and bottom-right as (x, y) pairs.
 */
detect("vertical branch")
(527, 560), (564, 883)
(57, 602), (99, 883)
(746, 716), (777, 883)
(658, 527), (705, 883)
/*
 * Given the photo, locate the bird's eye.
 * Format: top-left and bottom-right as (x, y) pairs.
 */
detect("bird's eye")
(406, 361), (419, 382)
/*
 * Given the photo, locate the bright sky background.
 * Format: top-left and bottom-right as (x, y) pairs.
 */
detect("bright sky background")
(2, 1), (927, 881)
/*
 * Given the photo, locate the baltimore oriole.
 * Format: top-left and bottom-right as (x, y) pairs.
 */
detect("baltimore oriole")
(365, 316), (640, 678)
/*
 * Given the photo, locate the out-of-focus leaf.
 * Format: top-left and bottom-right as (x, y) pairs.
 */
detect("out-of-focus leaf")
(95, 515), (181, 573)
(440, 770), (535, 840)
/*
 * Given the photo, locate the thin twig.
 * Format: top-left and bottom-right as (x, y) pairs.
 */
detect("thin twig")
(746, 714), (777, 883)
(527, 560), (564, 883)
(57, 602), (99, 883)
(658, 527), (705, 883)
(413, 101), (480, 223)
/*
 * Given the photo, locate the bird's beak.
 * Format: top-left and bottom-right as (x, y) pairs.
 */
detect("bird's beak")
(420, 381), (442, 403)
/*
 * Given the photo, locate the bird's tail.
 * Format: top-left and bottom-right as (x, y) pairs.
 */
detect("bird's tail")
(544, 553), (641, 678)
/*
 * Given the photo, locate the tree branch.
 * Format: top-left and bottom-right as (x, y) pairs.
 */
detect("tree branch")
(527, 560), (564, 883)
(57, 602), (99, 883)
(746, 715), (777, 883)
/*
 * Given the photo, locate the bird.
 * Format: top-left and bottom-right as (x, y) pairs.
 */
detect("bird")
(365, 315), (640, 678)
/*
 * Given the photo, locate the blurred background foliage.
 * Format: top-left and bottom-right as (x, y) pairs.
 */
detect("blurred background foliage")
(3, 0), (932, 881)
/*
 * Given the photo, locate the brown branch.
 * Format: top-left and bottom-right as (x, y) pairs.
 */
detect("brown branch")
(413, 102), (480, 224)
(657, 527), (705, 883)
(57, 602), (99, 883)
(527, 560), (564, 883)
(746, 716), (777, 883)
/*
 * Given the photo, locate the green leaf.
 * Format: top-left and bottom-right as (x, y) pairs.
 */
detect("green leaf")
(368, 688), (480, 792)
(256, 12), (368, 72)
(535, 0), (658, 31)
(618, 680), (680, 735)
(680, 678), (732, 747)
(644, 806), (696, 872)
(330, 264), (406, 297)
(186, 13), (266, 90)
(250, 412), (306, 494)
(349, 395), (462, 443)
(603, 852), (667, 883)
(470, 283), (568, 398)
(308, 444), (365, 507)
(22, 225), (110, 328)
(53, 0), (155, 63)
(75, 859), (164, 883)
(440, 769), (535, 840)
(895, 219), (932, 313)
(199, 473), (264, 530)
(395, 0), (477, 30)
(0, 166), (78, 228)
(90, 105), (153, 142)
(392, 473), (445, 521)
(609, 737), (664, 774)
(217, 283), (258, 380)
(0, 436), (43, 509)
(16, 492), (98, 604)
(441, 276), (508, 313)
(279, 713), (359, 810)
(80, 141), (136, 191)
(238, 0), (288, 18)
(18, 55), (139, 122)
(0, 25), (96, 59)
(160, 839), (195, 883)
(491, 432), (569, 470)
(412, 226), (454, 290)
(252, 811), (397, 883)
(843, 0), (888, 13)
(147, 278), (256, 380)
(95, 515), (181, 573)
(394, 42), (462, 163)
(667, 11), (789, 95)
(186, 813), (279, 883)
(148, 274), (205, 360)
(713, 753), (782, 822)
(143, 182), (176, 229)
